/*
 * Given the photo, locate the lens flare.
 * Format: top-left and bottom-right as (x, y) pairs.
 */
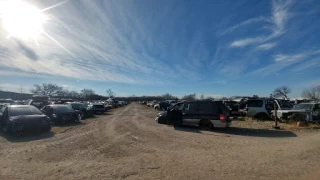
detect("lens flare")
(0, 0), (46, 39)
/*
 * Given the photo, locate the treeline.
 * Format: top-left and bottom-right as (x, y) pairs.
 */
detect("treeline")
(29, 83), (199, 101)
(29, 83), (320, 102)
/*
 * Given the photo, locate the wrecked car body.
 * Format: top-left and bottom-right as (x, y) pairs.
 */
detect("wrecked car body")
(272, 103), (320, 122)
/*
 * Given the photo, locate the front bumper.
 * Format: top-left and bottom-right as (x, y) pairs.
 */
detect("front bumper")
(13, 122), (50, 133)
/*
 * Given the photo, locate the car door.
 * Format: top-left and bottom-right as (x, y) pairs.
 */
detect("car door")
(167, 103), (183, 125)
(312, 104), (320, 121)
(246, 100), (264, 117)
(182, 102), (199, 126)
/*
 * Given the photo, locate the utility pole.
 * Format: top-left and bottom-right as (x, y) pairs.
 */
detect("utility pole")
(19, 85), (24, 100)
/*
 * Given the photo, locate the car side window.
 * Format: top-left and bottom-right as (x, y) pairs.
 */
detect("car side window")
(247, 100), (263, 107)
(314, 104), (320, 110)
(184, 102), (198, 113)
(198, 102), (214, 114)
(43, 106), (49, 112)
(172, 103), (184, 111)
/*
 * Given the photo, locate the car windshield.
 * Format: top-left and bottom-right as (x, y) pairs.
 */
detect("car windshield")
(292, 104), (313, 111)
(278, 100), (293, 108)
(53, 106), (74, 113)
(70, 104), (83, 109)
(9, 106), (43, 116)
(170, 103), (184, 110)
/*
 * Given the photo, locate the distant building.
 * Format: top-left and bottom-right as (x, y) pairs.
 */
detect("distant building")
(0, 90), (33, 100)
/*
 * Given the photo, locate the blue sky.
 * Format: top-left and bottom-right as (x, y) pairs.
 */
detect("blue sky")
(0, 0), (319, 98)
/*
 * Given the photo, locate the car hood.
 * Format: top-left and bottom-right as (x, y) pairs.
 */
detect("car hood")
(10, 115), (48, 125)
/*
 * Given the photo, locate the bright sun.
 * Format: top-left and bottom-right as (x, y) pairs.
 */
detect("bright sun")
(0, 0), (46, 39)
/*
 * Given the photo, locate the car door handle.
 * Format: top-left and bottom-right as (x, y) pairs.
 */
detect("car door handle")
(182, 113), (186, 115)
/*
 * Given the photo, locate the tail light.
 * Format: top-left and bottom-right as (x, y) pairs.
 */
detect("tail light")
(220, 114), (225, 121)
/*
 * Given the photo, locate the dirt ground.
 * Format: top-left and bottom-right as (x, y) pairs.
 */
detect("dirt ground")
(0, 102), (320, 180)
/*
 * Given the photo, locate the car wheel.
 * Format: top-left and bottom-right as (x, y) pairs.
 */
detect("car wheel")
(1, 120), (11, 133)
(199, 120), (213, 131)
(155, 107), (159, 111)
(157, 117), (166, 124)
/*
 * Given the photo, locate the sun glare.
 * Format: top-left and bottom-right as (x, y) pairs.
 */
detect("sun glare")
(0, 0), (46, 39)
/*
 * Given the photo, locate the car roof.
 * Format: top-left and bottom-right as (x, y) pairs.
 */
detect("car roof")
(7, 105), (35, 108)
(48, 105), (70, 107)
(66, 102), (83, 104)
(298, 103), (319, 105)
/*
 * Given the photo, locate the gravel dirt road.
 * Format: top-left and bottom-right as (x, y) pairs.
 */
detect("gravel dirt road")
(0, 102), (320, 180)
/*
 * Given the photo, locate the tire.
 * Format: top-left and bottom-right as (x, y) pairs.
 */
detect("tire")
(1, 119), (11, 133)
(157, 117), (166, 124)
(155, 107), (159, 111)
(199, 120), (213, 131)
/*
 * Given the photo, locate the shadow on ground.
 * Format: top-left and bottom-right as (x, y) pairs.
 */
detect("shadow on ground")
(174, 125), (201, 133)
(0, 131), (55, 143)
(92, 113), (112, 116)
(53, 121), (85, 127)
(173, 125), (297, 138)
(217, 127), (297, 138)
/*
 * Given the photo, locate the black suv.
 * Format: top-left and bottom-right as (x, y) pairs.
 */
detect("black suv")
(155, 100), (231, 129)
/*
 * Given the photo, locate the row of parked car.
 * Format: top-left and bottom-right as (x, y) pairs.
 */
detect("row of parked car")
(0, 97), (129, 136)
(140, 100), (178, 111)
(140, 98), (320, 130)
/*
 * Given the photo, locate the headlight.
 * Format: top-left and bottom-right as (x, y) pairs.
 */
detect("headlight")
(52, 114), (57, 118)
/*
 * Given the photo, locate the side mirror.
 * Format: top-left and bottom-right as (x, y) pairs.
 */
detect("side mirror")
(166, 107), (170, 111)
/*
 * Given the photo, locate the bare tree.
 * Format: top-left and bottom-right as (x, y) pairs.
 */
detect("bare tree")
(200, 94), (205, 100)
(273, 86), (292, 99)
(181, 93), (197, 101)
(106, 89), (116, 98)
(30, 83), (63, 97)
(162, 93), (177, 100)
(68, 90), (80, 98)
(81, 89), (96, 100)
(302, 85), (320, 102)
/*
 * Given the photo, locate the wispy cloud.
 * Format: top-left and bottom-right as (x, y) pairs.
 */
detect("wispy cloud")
(230, 37), (264, 47)
(257, 43), (277, 50)
(0, 0), (177, 84)
(291, 58), (320, 72)
(252, 49), (320, 75)
(220, 16), (267, 36)
(229, 0), (293, 48)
